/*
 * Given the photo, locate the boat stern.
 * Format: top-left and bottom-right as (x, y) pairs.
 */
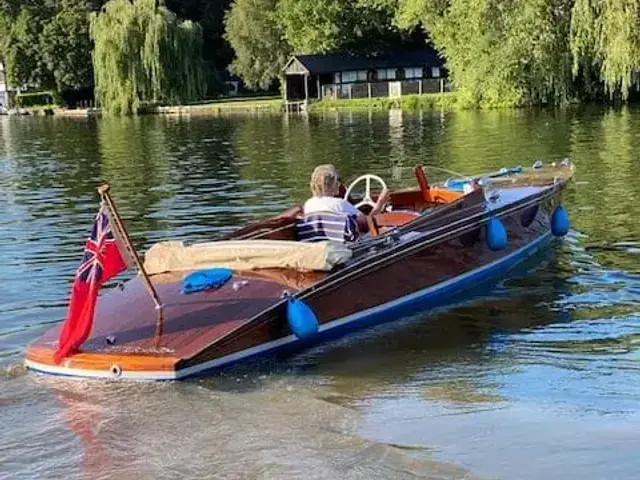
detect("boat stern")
(24, 341), (182, 381)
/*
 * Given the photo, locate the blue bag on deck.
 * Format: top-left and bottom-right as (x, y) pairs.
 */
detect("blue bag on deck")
(181, 268), (233, 295)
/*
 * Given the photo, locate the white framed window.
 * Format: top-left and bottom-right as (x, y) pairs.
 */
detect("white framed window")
(431, 67), (441, 78)
(341, 71), (357, 83)
(356, 70), (367, 82)
(377, 69), (387, 80)
(386, 68), (396, 80)
(334, 72), (341, 84)
(406, 67), (423, 79)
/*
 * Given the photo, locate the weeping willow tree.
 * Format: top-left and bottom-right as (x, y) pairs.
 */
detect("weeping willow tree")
(378, 0), (640, 106)
(570, 0), (640, 100)
(391, 0), (573, 108)
(91, 0), (207, 115)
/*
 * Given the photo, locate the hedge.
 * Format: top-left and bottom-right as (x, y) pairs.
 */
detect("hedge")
(15, 91), (61, 108)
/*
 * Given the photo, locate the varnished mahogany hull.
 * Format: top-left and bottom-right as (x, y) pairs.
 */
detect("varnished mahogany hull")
(25, 171), (571, 380)
(180, 205), (555, 374)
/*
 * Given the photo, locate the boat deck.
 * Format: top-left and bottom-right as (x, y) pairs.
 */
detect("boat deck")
(27, 269), (324, 375)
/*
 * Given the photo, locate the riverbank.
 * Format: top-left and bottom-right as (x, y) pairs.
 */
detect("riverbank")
(9, 95), (284, 117)
(153, 96), (283, 115)
(9, 93), (459, 117)
(309, 92), (457, 111)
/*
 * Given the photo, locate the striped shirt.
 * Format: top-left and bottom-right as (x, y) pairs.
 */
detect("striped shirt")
(295, 212), (359, 243)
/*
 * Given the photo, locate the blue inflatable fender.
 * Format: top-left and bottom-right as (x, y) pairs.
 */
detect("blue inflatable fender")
(286, 298), (319, 340)
(486, 217), (507, 251)
(551, 205), (570, 237)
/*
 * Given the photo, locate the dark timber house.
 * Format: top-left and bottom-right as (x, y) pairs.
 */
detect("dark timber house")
(283, 49), (447, 111)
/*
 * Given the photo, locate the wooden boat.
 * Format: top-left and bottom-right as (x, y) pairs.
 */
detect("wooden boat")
(25, 161), (574, 380)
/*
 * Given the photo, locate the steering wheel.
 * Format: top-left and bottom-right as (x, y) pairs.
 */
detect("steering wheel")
(344, 174), (388, 209)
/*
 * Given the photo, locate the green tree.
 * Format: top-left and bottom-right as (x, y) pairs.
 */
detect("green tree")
(390, 0), (640, 105)
(164, 0), (229, 96)
(278, 0), (343, 54)
(0, 0), (96, 92)
(224, 0), (291, 89)
(570, 0), (640, 99)
(392, 0), (573, 107)
(279, 0), (412, 55)
(90, 0), (207, 115)
(165, 0), (233, 65)
(1, 7), (53, 89)
(40, 5), (94, 92)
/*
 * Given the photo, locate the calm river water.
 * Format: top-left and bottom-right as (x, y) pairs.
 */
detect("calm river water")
(1, 108), (640, 479)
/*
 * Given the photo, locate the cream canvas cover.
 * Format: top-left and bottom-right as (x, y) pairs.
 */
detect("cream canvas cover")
(143, 240), (352, 275)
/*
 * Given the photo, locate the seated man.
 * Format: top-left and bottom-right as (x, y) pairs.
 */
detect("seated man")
(297, 164), (389, 243)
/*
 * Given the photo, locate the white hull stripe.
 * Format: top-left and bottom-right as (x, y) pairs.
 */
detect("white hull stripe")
(26, 232), (552, 381)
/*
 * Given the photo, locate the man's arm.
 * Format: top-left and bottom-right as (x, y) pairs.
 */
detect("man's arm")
(370, 188), (390, 216)
(355, 213), (369, 233)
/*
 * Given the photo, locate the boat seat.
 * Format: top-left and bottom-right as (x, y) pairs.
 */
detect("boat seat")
(374, 210), (420, 228)
(372, 210), (421, 235)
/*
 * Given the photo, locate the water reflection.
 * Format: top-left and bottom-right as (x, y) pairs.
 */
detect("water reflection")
(98, 117), (172, 232)
(286, 250), (565, 405)
(56, 386), (117, 479)
(575, 109), (640, 245)
(2, 107), (640, 479)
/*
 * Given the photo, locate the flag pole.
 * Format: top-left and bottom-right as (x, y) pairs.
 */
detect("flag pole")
(97, 185), (164, 340)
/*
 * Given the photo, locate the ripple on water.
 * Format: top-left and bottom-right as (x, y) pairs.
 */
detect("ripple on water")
(2, 110), (640, 479)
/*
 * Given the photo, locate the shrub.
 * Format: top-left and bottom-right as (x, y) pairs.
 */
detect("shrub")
(15, 91), (60, 108)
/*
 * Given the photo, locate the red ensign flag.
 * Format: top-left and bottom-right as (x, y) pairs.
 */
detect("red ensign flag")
(54, 206), (127, 364)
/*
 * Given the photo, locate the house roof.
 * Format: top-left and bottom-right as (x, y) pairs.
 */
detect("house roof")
(284, 48), (444, 75)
